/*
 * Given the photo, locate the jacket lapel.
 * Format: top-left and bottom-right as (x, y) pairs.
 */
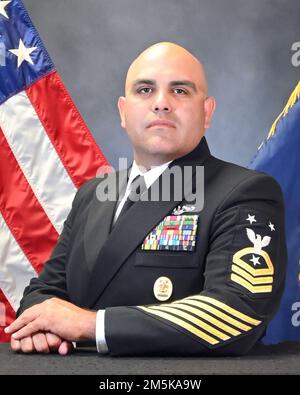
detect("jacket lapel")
(84, 137), (211, 308)
(83, 169), (128, 271)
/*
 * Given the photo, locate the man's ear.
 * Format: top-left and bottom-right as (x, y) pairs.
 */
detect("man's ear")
(117, 96), (126, 129)
(203, 96), (216, 129)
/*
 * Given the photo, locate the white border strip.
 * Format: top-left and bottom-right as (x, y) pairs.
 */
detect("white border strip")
(0, 91), (77, 233)
(0, 213), (37, 311)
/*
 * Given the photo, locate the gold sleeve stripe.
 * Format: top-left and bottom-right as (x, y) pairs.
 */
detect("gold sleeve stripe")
(185, 295), (261, 326)
(231, 274), (273, 293)
(139, 306), (219, 345)
(234, 258), (274, 276)
(177, 300), (250, 332)
(146, 305), (230, 340)
(233, 248), (274, 276)
(163, 302), (241, 336)
(232, 265), (273, 285)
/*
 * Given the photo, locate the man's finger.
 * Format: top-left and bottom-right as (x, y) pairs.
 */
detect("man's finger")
(12, 320), (41, 340)
(32, 333), (50, 353)
(46, 333), (62, 352)
(10, 336), (21, 352)
(58, 340), (74, 356)
(5, 308), (39, 334)
(20, 337), (35, 354)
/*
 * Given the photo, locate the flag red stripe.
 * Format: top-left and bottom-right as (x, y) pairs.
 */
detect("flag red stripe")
(0, 128), (59, 274)
(26, 72), (108, 189)
(0, 290), (14, 342)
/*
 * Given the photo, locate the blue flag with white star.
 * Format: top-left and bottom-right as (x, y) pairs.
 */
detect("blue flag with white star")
(0, 0), (54, 104)
(249, 82), (300, 344)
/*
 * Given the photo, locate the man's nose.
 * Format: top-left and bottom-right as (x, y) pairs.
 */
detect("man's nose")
(152, 91), (172, 113)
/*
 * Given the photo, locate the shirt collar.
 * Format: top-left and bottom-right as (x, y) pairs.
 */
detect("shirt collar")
(128, 160), (172, 190)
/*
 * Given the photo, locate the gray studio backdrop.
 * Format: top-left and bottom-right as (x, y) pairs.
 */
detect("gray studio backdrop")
(23, 0), (300, 169)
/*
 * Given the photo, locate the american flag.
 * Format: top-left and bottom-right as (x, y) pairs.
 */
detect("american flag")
(0, 0), (107, 341)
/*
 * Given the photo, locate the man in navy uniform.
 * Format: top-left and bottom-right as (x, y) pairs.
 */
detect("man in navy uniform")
(6, 42), (287, 356)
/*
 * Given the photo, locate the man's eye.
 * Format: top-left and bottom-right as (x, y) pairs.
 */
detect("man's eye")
(137, 87), (153, 94)
(174, 88), (188, 95)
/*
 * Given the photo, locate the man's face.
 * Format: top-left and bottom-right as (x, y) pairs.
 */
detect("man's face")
(118, 45), (215, 166)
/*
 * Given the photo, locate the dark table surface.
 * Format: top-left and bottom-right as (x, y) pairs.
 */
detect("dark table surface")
(0, 342), (300, 375)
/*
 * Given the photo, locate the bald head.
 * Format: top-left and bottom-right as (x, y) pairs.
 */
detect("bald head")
(125, 42), (208, 96)
(117, 41), (216, 168)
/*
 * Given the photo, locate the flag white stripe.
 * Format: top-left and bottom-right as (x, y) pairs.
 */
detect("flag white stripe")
(0, 213), (37, 311)
(0, 91), (77, 233)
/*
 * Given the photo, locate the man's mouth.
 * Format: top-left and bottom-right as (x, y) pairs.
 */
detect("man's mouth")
(147, 120), (176, 129)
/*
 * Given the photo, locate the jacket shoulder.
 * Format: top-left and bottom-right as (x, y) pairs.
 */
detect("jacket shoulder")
(206, 156), (283, 201)
(71, 176), (102, 211)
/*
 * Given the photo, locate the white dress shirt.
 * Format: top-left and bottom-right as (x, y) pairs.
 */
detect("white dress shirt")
(96, 159), (172, 353)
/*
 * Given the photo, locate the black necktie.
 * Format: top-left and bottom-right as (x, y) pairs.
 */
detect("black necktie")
(116, 174), (147, 221)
